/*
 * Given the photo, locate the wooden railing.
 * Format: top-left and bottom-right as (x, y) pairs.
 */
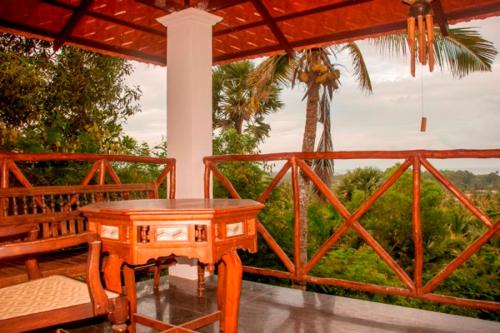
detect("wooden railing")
(0, 152), (175, 239)
(204, 150), (500, 311)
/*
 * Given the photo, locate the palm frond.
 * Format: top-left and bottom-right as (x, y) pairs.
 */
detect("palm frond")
(435, 27), (497, 78)
(371, 34), (408, 57)
(247, 54), (293, 93)
(371, 27), (497, 78)
(314, 89), (334, 187)
(338, 43), (373, 93)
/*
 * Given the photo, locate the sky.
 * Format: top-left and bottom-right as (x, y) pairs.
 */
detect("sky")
(124, 17), (500, 174)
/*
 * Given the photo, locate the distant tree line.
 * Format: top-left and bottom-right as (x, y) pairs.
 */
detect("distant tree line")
(439, 170), (500, 192)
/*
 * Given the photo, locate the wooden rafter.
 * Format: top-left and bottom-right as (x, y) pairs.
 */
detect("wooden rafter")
(53, 0), (94, 50)
(446, 2), (500, 22)
(214, 20), (407, 62)
(204, 0), (249, 11)
(431, 0), (449, 36)
(44, 0), (369, 40)
(139, 0), (249, 12)
(41, 0), (164, 37)
(0, 18), (166, 65)
(214, 0), (372, 36)
(136, 0), (184, 12)
(250, 0), (294, 56)
(1, 0), (499, 65)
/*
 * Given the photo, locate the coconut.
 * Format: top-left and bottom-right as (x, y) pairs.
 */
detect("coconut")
(315, 73), (329, 84)
(311, 63), (327, 73)
(298, 71), (309, 82)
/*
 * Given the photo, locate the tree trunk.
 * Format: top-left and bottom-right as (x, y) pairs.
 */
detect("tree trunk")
(235, 117), (244, 134)
(294, 75), (320, 290)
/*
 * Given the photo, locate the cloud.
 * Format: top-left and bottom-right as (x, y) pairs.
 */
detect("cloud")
(124, 17), (500, 173)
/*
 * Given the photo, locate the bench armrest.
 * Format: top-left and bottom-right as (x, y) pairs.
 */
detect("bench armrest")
(0, 232), (110, 315)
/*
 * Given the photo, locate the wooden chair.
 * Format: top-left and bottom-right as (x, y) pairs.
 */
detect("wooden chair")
(0, 223), (43, 281)
(0, 230), (128, 333)
(0, 185), (175, 290)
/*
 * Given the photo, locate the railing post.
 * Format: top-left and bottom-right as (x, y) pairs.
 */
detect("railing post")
(290, 157), (301, 279)
(0, 158), (9, 217)
(204, 160), (211, 199)
(412, 156), (423, 294)
(98, 159), (106, 185)
(169, 159), (176, 199)
(96, 159), (106, 202)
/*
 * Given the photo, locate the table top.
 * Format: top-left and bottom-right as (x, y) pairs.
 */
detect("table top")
(80, 198), (264, 215)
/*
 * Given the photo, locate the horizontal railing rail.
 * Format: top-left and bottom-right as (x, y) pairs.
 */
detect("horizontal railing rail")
(0, 152), (172, 164)
(0, 152), (176, 238)
(204, 149), (500, 312)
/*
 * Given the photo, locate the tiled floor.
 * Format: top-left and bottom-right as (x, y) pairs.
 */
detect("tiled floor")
(56, 276), (499, 333)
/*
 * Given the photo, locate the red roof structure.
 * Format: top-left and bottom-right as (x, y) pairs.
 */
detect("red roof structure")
(1, 0), (499, 65)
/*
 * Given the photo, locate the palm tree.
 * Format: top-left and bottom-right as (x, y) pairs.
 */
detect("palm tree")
(249, 44), (372, 279)
(373, 27), (497, 78)
(248, 27), (497, 282)
(213, 61), (283, 143)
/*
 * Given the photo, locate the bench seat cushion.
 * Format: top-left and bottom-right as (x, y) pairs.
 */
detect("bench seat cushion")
(0, 275), (117, 320)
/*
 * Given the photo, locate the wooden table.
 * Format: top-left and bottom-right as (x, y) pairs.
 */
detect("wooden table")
(80, 199), (264, 333)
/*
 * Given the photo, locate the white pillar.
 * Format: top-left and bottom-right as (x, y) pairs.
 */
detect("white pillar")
(157, 8), (221, 280)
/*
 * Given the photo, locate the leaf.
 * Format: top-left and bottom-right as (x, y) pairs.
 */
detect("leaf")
(337, 43), (373, 93)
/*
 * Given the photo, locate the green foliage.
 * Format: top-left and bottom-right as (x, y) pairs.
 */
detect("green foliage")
(213, 129), (260, 156)
(0, 33), (165, 189)
(213, 61), (283, 143)
(0, 33), (141, 155)
(312, 245), (403, 286)
(439, 170), (500, 192)
(337, 167), (383, 201)
(212, 129), (294, 271)
(217, 161), (499, 320)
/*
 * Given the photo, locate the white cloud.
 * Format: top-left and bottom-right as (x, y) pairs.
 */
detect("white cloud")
(124, 17), (500, 173)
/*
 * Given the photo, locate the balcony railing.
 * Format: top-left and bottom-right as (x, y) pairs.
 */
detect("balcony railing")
(0, 152), (175, 239)
(203, 149), (500, 312)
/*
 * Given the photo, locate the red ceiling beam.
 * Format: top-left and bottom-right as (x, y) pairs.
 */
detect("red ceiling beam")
(53, 0), (94, 50)
(431, 0), (449, 36)
(138, 0), (249, 12)
(214, 1), (500, 63)
(0, 17), (166, 65)
(250, 0), (294, 56)
(214, 0), (372, 36)
(446, 2), (500, 22)
(68, 35), (166, 65)
(214, 20), (407, 63)
(41, 0), (164, 36)
(43, 0), (372, 44)
(213, 43), (282, 63)
(204, 0), (249, 11)
(136, 0), (184, 12)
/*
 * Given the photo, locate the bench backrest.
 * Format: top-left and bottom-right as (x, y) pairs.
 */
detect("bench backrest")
(0, 153), (175, 239)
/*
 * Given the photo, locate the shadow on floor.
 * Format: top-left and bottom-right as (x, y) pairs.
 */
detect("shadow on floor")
(46, 276), (499, 333)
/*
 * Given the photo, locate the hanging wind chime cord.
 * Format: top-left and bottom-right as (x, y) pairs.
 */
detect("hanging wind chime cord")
(403, 0), (433, 132)
(420, 65), (427, 132)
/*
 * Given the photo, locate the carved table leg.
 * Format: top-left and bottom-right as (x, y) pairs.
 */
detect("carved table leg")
(217, 251), (242, 333)
(108, 295), (129, 333)
(197, 262), (206, 297)
(123, 265), (137, 333)
(217, 258), (227, 330)
(103, 254), (124, 293)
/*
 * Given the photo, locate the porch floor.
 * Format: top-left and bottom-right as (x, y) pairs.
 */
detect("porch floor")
(57, 275), (499, 333)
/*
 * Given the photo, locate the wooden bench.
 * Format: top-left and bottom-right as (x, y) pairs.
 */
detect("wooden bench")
(0, 153), (175, 288)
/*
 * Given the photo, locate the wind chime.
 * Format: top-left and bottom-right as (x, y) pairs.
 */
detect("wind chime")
(403, 0), (435, 132)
